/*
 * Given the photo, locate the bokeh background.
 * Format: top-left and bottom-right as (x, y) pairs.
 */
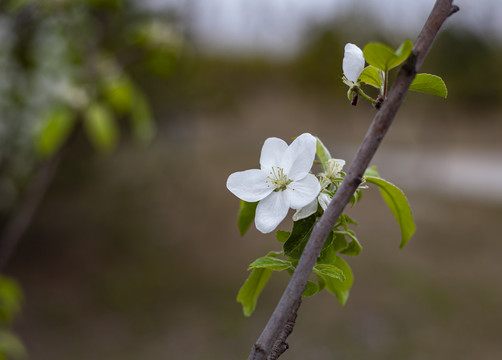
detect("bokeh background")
(1, 0), (502, 359)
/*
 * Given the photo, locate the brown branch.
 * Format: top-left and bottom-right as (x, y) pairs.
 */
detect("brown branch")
(248, 1), (459, 359)
(0, 152), (62, 272)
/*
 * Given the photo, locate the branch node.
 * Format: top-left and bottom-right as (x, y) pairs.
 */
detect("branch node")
(449, 5), (460, 16)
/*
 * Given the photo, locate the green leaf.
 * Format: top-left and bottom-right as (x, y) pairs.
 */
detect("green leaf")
(0, 330), (26, 359)
(331, 231), (348, 253)
(363, 40), (413, 72)
(35, 106), (76, 158)
(365, 176), (416, 248)
(409, 73), (447, 98)
(318, 232), (335, 263)
(248, 256), (292, 271)
(364, 166), (379, 178)
(275, 230), (290, 243)
(322, 257), (354, 306)
(237, 268), (272, 317)
(283, 215), (316, 259)
(316, 137), (331, 172)
(359, 66), (382, 89)
(237, 201), (258, 236)
(130, 93), (156, 144)
(313, 263), (345, 282)
(83, 103), (119, 153)
(302, 281), (319, 297)
(102, 76), (134, 115)
(0, 276), (22, 324)
(338, 230), (363, 256)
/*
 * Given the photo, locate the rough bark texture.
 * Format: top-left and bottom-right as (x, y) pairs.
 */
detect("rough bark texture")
(248, 1), (459, 359)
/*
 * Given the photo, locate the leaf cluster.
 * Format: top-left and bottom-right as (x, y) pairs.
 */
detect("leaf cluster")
(355, 40), (447, 107)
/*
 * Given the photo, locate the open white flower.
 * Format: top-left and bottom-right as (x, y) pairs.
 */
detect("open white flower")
(227, 133), (321, 234)
(343, 43), (365, 84)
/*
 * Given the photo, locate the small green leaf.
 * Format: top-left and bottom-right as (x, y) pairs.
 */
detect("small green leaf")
(331, 231), (348, 253)
(237, 268), (272, 317)
(363, 40), (413, 72)
(315, 274), (326, 292)
(237, 201), (258, 236)
(359, 66), (382, 89)
(0, 276), (22, 324)
(365, 176), (416, 248)
(322, 257), (354, 306)
(364, 166), (379, 178)
(338, 230), (363, 256)
(313, 264), (345, 282)
(302, 281), (319, 297)
(283, 215), (316, 259)
(409, 73), (447, 98)
(83, 102), (119, 153)
(248, 256), (292, 271)
(102, 76), (134, 115)
(316, 137), (331, 172)
(318, 232), (335, 263)
(275, 230), (290, 243)
(35, 106), (76, 158)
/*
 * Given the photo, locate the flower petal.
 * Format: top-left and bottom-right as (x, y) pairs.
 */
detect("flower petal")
(226, 169), (272, 202)
(292, 198), (318, 221)
(255, 191), (290, 233)
(260, 137), (288, 170)
(280, 133), (317, 180)
(286, 173), (321, 209)
(343, 43), (365, 83)
(318, 192), (331, 211)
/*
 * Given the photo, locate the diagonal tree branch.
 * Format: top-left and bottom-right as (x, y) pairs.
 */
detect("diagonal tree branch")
(248, 1), (459, 359)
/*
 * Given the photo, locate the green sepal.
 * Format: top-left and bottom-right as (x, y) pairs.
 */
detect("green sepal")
(302, 281), (319, 297)
(283, 215), (316, 259)
(35, 106), (76, 158)
(365, 173), (416, 248)
(359, 65), (382, 89)
(363, 40), (413, 72)
(316, 137), (332, 172)
(248, 256), (292, 271)
(275, 230), (290, 243)
(409, 73), (447, 98)
(237, 201), (258, 236)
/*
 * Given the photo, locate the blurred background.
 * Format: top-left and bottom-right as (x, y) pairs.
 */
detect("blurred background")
(1, 0), (501, 359)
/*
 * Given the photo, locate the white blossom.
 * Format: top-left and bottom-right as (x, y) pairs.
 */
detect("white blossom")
(227, 133), (321, 233)
(343, 43), (365, 84)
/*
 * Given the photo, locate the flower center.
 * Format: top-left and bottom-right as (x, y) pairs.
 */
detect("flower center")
(266, 166), (292, 191)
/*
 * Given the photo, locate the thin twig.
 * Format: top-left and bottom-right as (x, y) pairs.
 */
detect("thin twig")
(248, 1), (459, 359)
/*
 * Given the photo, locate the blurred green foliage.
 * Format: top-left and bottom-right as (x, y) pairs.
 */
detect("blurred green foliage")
(0, 0), (181, 219)
(0, 276), (25, 359)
